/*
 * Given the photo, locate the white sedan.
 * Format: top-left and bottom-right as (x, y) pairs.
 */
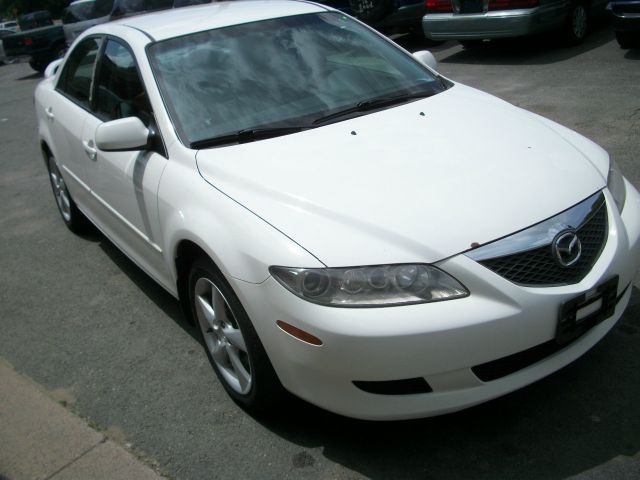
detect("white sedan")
(35, 0), (640, 420)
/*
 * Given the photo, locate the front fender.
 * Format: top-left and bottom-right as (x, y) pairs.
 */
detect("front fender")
(158, 160), (323, 285)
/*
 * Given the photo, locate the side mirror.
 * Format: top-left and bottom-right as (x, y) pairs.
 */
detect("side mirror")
(44, 59), (63, 79)
(95, 117), (150, 152)
(413, 50), (438, 70)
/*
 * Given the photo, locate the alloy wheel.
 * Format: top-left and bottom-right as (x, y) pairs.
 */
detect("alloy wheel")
(48, 157), (72, 222)
(572, 5), (588, 40)
(194, 277), (252, 394)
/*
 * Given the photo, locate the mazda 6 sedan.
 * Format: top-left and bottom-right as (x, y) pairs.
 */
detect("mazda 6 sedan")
(35, 0), (640, 420)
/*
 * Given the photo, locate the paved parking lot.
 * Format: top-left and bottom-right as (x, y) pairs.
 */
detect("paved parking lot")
(1, 24), (639, 480)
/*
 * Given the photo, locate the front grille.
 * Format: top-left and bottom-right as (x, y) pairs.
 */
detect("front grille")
(479, 197), (608, 286)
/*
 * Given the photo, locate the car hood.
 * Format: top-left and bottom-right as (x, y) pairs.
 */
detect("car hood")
(196, 84), (608, 267)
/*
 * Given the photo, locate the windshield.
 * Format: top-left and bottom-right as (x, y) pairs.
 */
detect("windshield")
(63, 1), (98, 24)
(148, 12), (447, 147)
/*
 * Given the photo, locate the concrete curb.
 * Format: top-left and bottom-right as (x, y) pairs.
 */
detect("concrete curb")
(0, 358), (165, 480)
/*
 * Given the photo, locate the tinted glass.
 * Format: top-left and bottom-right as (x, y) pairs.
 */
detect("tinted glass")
(148, 12), (444, 146)
(94, 39), (151, 124)
(172, 0), (210, 7)
(63, 1), (98, 24)
(147, 0), (173, 10)
(58, 37), (102, 108)
(120, 0), (146, 13)
(92, 0), (114, 17)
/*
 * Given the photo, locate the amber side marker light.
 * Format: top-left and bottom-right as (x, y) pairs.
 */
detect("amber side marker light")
(276, 321), (323, 346)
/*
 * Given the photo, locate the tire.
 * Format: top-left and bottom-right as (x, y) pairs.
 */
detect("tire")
(563, 2), (589, 45)
(46, 155), (90, 233)
(188, 257), (286, 412)
(616, 31), (638, 49)
(348, 0), (393, 24)
(459, 39), (484, 49)
(29, 58), (45, 73)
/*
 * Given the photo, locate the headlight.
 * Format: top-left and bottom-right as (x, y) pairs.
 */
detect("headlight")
(607, 160), (626, 213)
(269, 264), (469, 307)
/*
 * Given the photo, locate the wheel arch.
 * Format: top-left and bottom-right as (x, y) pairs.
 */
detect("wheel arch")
(40, 140), (53, 167)
(174, 238), (220, 324)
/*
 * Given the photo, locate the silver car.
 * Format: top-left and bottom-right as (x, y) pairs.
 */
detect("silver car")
(422, 0), (608, 45)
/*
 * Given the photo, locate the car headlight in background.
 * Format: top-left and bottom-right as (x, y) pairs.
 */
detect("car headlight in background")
(608, 160), (626, 213)
(269, 264), (469, 307)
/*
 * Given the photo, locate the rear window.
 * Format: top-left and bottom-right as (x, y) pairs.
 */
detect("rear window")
(19, 11), (53, 30)
(92, 0), (114, 17)
(63, 1), (99, 24)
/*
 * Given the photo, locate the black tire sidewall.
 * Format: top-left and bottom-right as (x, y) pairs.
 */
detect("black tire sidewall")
(46, 155), (87, 233)
(187, 257), (284, 412)
(563, 2), (588, 44)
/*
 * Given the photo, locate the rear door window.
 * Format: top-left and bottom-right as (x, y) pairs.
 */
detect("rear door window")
(57, 37), (102, 109)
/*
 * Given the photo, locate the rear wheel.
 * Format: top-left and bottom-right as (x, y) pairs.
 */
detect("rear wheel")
(46, 155), (90, 233)
(188, 257), (286, 412)
(29, 58), (45, 73)
(460, 39), (484, 49)
(563, 2), (589, 45)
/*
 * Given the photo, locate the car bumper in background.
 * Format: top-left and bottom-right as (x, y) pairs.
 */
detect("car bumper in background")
(422, 2), (568, 40)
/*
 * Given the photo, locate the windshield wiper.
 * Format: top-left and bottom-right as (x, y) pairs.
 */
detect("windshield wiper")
(191, 126), (311, 149)
(312, 91), (437, 126)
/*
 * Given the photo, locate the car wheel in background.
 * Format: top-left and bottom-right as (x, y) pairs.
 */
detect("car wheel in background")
(46, 155), (90, 233)
(615, 31), (638, 49)
(188, 257), (286, 412)
(349, 0), (393, 23)
(563, 2), (589, 44)
(460, 39), (484, 49)
(29, 58), (45, 73)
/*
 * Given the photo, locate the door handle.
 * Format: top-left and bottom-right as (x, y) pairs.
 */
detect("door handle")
(82, 140), (97, 161)
(45, 107), (55, 121)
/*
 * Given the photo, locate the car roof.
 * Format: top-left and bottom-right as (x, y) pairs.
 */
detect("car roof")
(113, 0), (329, 41)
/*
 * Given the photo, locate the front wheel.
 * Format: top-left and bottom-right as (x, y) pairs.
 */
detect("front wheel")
(188, 257), (285, 412)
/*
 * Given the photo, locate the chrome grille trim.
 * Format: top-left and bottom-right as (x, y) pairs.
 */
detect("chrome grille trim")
(466, 192), (608, 286)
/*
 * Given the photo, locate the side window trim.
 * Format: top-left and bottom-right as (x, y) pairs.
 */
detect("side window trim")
(55, 35), (105, 113)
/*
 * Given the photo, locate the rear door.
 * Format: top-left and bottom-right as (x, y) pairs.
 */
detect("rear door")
(49, 36), (103, 206)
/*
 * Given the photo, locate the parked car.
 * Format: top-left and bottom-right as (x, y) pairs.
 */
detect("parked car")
(63, 0), (100, 45)
(18, 10), (54, 30)
(0, 20), (18, 31)
(423, 0), (608, 46)
(320, 0), (428, 35)
(607, 0), (640, 48)
(64, 0), (212, 47)
(2, 11), (66, 72)
(0, 28), (15, 63)
(36, 1), (640, 420)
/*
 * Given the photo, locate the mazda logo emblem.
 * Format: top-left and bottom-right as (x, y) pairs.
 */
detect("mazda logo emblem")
(553, 230), (582, 267)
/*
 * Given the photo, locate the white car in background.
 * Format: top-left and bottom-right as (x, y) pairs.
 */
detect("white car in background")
(0, 28), (16, 64)
(35, 0), (640, 420)
(0, 20), (18, 31)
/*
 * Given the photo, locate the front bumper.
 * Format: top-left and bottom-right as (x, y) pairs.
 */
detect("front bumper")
(422, 2), (568, 40)
(233, 183), (640, 420)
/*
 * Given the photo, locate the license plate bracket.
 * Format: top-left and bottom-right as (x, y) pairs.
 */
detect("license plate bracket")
(556, 276), (618, 345)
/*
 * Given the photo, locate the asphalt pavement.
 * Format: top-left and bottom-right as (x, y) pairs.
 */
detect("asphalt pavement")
(1, 25), (639, 480)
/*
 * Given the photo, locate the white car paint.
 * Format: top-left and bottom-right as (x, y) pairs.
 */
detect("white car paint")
(34, 0), (640, 420)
